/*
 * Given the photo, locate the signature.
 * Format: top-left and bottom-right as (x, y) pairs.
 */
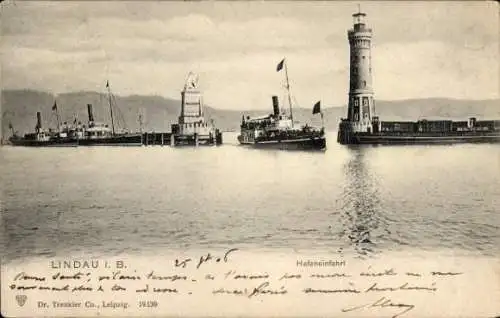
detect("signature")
(342, 296), (415, 318)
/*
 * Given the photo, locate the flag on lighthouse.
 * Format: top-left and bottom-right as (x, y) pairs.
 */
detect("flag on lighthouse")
(276, 59), (285, 72)
(312, 101), (321, 115)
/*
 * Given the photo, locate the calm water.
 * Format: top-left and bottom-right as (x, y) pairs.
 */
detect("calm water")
(1, 132), (499, 263)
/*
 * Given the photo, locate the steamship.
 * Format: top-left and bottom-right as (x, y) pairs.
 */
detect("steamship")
(8, 111), (79, 147)
(9, 82), (143, 147)
(337, 10), (500, 145)
(237, 59), (326, 151)
(169, 72), (222, 146)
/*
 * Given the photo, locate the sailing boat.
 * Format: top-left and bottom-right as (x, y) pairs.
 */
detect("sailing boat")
(76, 81), (143, 146)
(237, 58), (326, 150)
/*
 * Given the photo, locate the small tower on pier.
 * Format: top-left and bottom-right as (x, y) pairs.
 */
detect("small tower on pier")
(170, 72), (222, 146)
(177, 72), (205, 135)
(346, 8), (375, 133)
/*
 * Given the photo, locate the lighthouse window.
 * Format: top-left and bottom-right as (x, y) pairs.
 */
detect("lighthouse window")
(362, 97), (369, 106)
(362, 56), (366, 59)
(363, 81), (366, 88)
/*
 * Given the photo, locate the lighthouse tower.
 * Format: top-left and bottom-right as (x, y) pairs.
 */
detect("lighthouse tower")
(346, 9), (375, 133)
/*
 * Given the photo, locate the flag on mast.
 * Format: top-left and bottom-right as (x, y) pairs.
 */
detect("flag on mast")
(52, 101), (57, 111)
(106, 80), (109, 88)
(276, 59), (285, 72)
(8, 122), (13, 129)
(312, 101), (321, 115)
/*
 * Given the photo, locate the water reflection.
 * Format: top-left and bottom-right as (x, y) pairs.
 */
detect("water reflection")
(339, 147), (386, 257)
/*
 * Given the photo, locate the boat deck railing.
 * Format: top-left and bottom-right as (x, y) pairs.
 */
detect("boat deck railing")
(255, 129), (324, 142)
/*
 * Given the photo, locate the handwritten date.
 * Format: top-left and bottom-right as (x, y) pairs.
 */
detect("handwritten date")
(174, 248), (239, 269)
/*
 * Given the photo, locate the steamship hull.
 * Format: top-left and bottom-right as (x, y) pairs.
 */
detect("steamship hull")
(238, 135), (326, 151)
(8, 137), (78, 147)
(76, 134), (143, 146)
(8, 135), (144, 147)
(338, 131), (500, 145)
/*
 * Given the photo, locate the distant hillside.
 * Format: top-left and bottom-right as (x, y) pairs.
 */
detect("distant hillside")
(1, 89), (499, 138)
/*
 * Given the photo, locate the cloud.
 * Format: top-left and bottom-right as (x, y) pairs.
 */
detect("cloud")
(1, 1), (498, 111)
(372, 41), (499, 100)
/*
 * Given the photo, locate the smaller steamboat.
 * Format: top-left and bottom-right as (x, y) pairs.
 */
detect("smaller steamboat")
(8, 111), (78, 147)
(237, 58), (326, 151)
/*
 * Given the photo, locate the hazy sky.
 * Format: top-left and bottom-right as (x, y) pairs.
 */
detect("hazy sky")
(1, 1), (498, 110)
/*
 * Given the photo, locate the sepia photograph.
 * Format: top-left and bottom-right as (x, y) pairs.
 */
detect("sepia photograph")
(1, 1), (499, 317)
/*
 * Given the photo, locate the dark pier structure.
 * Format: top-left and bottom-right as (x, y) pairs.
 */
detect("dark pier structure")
(141, 132), (172, 146)
(140, 129), (222, 146)
(141, 131), (223, 146)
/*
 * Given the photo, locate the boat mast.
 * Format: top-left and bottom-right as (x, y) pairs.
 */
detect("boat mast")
(138, 113), (143, 134)
(106, 80), (116, 135)
(283, 59), (294, 127)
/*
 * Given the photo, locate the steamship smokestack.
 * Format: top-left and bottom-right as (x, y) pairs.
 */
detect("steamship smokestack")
(87, 104), (94, 122)
(272, 95), (280, 116)
(36, 112), (42, 130)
